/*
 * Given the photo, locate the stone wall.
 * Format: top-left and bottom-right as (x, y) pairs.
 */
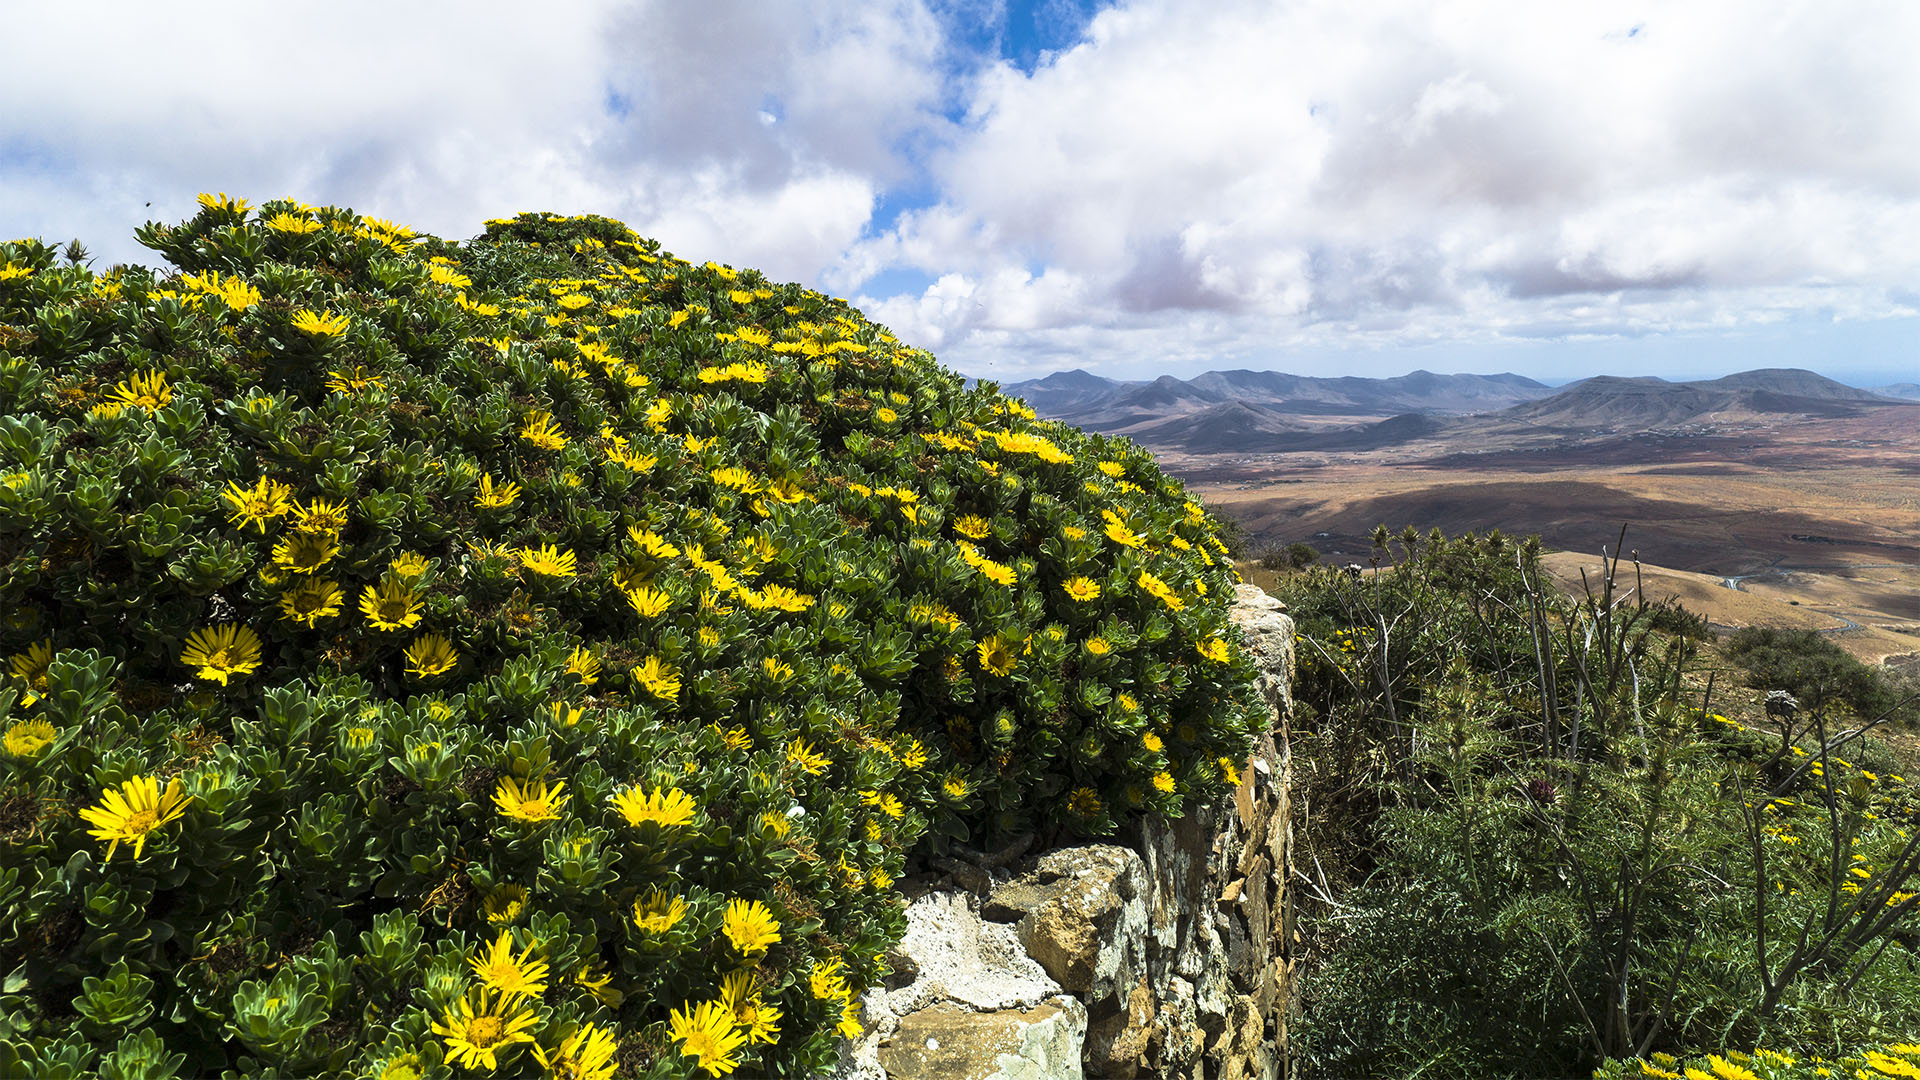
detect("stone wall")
(835, 585), (1295, 1080)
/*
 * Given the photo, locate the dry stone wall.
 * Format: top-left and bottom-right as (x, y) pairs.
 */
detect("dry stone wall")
(835, 585), (1296, 1080)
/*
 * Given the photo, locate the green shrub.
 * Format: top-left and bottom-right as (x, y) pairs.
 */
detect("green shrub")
(1285, 532), (1920, 1076)
(0, 198), (1261, 1077)
(1723, 627), (1912, 725)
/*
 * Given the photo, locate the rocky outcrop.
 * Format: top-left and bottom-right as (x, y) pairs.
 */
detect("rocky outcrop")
(836, 585), (1295, 1080)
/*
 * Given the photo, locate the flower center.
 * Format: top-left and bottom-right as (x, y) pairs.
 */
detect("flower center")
(466, 1014), (505, 1047)
(209, 647), (238, 669)
(125, 808), (159, 834)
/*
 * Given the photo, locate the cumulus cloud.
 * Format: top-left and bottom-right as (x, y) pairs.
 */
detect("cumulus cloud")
(4, 0), (1916, 380)
(849, 0), (1920, 377)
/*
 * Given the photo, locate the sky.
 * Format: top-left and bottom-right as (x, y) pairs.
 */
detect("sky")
(3, 1), (1916, 387)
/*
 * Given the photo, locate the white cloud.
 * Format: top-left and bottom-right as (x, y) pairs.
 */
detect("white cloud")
(4, 0), (1916, 380)
(849, 0), (1920, 377)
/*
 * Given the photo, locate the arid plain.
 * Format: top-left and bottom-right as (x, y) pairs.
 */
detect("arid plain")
(1176, 406), (1920, 667)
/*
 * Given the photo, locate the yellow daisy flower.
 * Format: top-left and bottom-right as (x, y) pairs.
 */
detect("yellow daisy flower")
(719, 971), (783, 1046)
(7, 639), (54, 707)
(271, 531), (339, 575)
(475, 474), (521, 508)
(976, 636), (1017, 677)
(519, 411), (568, 451)
(77, 774), (191, 861)
(3, 717), (57, 759)
(403, 634), (458, 678)
(483, 883), (528, 925)
(721, 897), (781, 955)
(786, 739), (830, 776)
(635, 656), (679, 702)
(533, 1022), (619, 1080)
(179, 624), (262, 685)
(278, 578), (344, 627)
(106, 371), (172, 412)
(222, 477), (292, 533)
(469, 929), (550, 999)
(611, 785), (696, 828)
(494, 776), (568, 823)
(564, 645), (600, 686)
(432, 986), (539, 1071)
(633, 888), (687, 934)
(669, 999), (748, 1077)
(290, 309), (350, 337)
(519, 543), (577, 578)
(360, 580), (425, 631)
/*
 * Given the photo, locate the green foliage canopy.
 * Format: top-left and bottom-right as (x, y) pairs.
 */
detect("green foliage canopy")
(0, 198), (1261, 1078)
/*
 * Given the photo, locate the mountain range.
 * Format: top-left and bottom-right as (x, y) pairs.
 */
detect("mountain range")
(1000, 367), (1914, 454)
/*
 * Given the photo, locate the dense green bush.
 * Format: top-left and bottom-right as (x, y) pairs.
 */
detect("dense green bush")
(1724, 627), (1913, 725)
(0, 198), (1261, 1077)
(1284, 532), (1920, 1077)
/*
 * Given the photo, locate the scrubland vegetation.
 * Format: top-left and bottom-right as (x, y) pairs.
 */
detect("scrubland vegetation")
(1278, 527), (1920, 1077)
(0, 200), (1263, 1077)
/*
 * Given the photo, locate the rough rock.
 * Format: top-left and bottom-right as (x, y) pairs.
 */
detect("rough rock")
(836, 586), (1295, 1080)
(876, 999), (1087, 1080)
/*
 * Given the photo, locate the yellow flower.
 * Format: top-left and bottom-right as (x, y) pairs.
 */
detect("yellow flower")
(722, 898), (781, 955)
(1061, 576), (1102, 602)
(533, 1021), (619, 1080)
(627, 527), (682, 559)
(943, 775), (969, 799)
(106, 371), (172, 412)
(519, 543), (578, 578)
(223, 477), (293, 533)
(290, 309), (350, 337)
(271, 531), (339, 575)
(196, 191), (250, 214)
(611, 785), (696, 828)
(837, 996), (864, 1038)
(264, 211), (320, 234)
(78, 774), (191, 861)
(403, 634), (458, 678)
(809, 958), (850, 1000)
(180, 624), (262, 685)
(787, 739), (830, 776)
(292, 497), (349, 535)
(1196, 637), (1232, 663)
(633, 888), (688, 933)
(1217, 756), (1242, 787)
(635, 656), (680, 702)
(573, 960), (621, 1008)
(564, 646), (600, 686)
(709, 466), (763, 494)
(520, 411), (568, 451)
(432, 986), (539, 1072)
(669, 999), (749, 1077)
(624, 585), (673, 618)
(475, 474), (521, 508)
(389, 551), (430, 580)
(1136, 570), (1185, 611)
(483, 884), (528, 925)
(278, 578), (344, 627)
(1084, 637), (1112, 657)
(360, 580), (425, 631)
(323, 365), (384, 394)
(977, 636), (1017, 677)
(1102, 510), (1146, 549)
(470, 929), (550, 999)
(7, 639), (54, 707)
(1067, 786), (1101, 817)
(494, 776), (568, 823)
(719, 971), (783, 1046)
(1153, 771), (1176, 793)
(4, 717), (57, 759)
